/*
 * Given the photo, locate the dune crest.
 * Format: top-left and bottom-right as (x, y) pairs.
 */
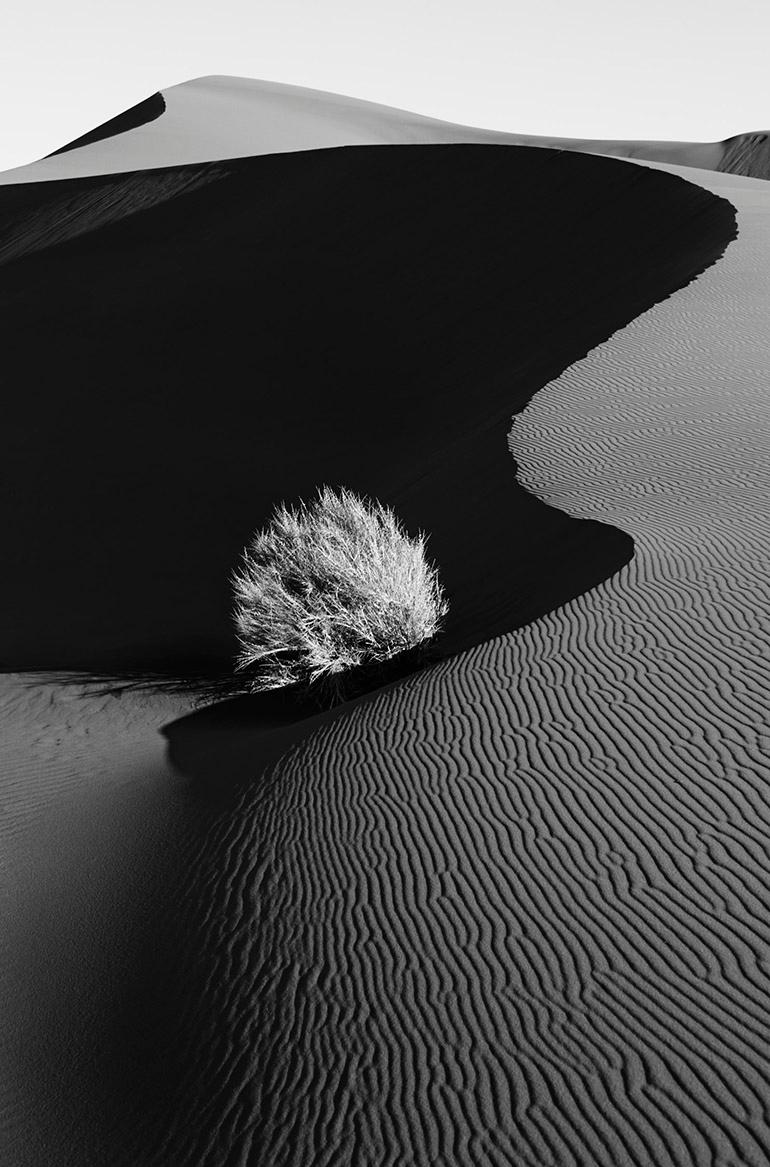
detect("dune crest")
(1, 74), (768, 186)
(0, 145), (733, 672)
(47, 92), (166, 158)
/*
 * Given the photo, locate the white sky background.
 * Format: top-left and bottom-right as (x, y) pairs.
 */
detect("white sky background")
(1, 0), (768, 173)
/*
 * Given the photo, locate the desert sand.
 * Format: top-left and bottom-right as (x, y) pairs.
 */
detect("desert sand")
(2, 79), (770, 1166)
(0, 75), (768, 187)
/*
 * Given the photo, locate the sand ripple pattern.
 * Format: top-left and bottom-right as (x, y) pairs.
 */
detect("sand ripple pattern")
(146, 171), (770, 1166)
(504, 168), (770, 1163)
(2, 162), (765, 1164)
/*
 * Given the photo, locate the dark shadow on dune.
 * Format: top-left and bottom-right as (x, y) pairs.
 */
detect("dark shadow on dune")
(46, 91), (166, 157)
(26, 666), (242, 702)
(162, 690), (333, 790)
(0, 145), (735, 676)
(3, 710), (300, 1167)
(0, 143), (745, 1167)
(32, 632), (444, 712)
(6, 684), (355, 1166)
(161, 650), (446, 790)
(1, 144), (752, 1167)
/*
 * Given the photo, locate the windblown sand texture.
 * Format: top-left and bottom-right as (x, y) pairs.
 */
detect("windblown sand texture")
(2, 80), (770, 1166)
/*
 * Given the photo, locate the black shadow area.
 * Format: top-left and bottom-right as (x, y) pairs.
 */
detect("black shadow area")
(46, 91), (167, 157)
(0, 144), (736, 673)
(162, 689), (333, 792)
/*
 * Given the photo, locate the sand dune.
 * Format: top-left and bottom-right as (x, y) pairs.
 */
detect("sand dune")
(1, 75), (768, 187)
(47, 92), (166, 158)
(0, 76), (528, 184)
(155, 161), (770, 1167)
(719, 133), (770, 179)
(151, 184), (770, 1161)
(3, 80), (770, 1167)
(0, 145), (729, 673)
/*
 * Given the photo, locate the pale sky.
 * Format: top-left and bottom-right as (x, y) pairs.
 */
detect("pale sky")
(2, 0), (768, 174)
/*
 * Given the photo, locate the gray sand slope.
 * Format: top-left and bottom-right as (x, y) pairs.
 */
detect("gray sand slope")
(1, 75), (769, 186)
(2, 80), (770, 1167)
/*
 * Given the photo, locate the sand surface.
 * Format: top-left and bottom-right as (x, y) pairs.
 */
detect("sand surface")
(2, 83), (770, 1167)
(1, 145), (728, 673)
(0, 75), (767, 187)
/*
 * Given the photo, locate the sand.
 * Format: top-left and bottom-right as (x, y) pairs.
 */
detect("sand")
(0, 144), (729, 673)
(2, 80), (770, 1166)
(0, 75), (767, 187)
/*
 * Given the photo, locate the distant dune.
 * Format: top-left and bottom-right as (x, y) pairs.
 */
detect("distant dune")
(719, 131), (770, 179)
(1, 75), (769, 185)
(3, 78), (770, 1167)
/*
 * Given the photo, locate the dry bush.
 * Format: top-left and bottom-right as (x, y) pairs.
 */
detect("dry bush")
(233, 487), (448, 698)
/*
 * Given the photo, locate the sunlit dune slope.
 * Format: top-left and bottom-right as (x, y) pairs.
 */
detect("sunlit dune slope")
(1, 75), (768, 186)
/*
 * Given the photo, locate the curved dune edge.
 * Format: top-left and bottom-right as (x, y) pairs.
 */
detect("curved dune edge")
(145, 166), (770, 1166)
(2, 148), (761, 1166)
(1, 75), (769, 186)
(499, 161), (770, 1165)
(46, 92), (166, 157)
(0, 145), (734, 673)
